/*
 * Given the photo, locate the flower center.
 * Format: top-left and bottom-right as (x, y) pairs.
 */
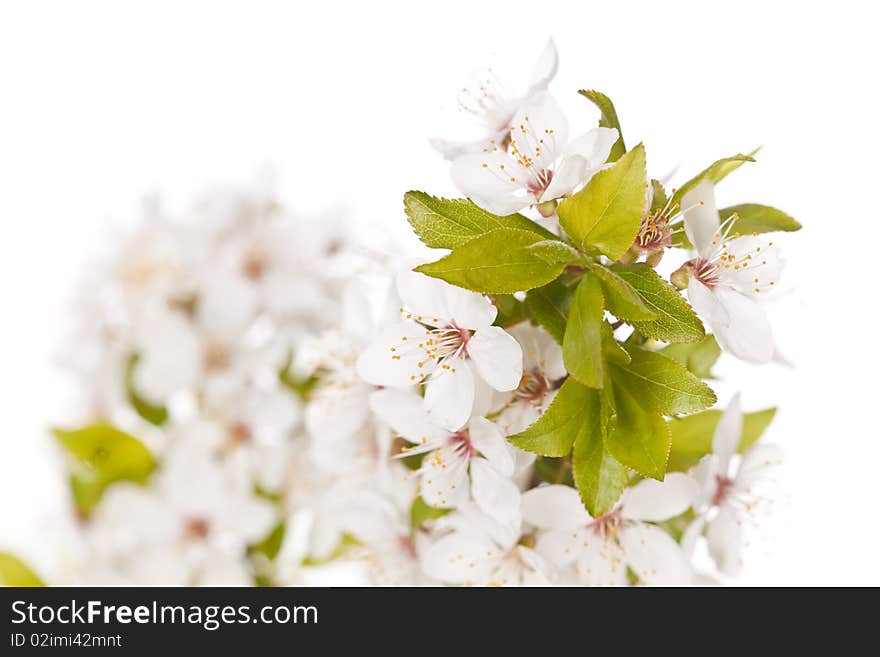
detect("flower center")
(636, 210), (674, 252)
(226, 420), (252, 448)
(692, 257), (722, 289)
(591, 510), (624, 538)
(242, 251), (267, 281)
(712, 476), (735, 507)
(514, 368), (550, 405)
(449, 429), (475, 460)
(526, 169), (554, 199)
(398, 534), (417, 559)
(183, 517), (211, 541)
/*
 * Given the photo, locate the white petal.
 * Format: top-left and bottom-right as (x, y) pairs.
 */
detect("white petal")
(467, 416), (514, 476)
(443, 285), (497, 330)
(469, 457), (522, 530)
(521, 484), (591, 530)
(712, 287), (775, 363)
(687, 278), (730, 328)
(468, 326), (523, 392)
(681, 179), (721, 258)
(369, 388), (449, 445)
(508, 92), (570, 171)
(689, 455), (722, 509)
(420, 532), (499, 585)
(396, 269), (452, 326)
(680, 515), (706, 558)
(712, 392), (743, 474)
(621, 473), (698, 522)
(355, 321), (433, 387)
(563, 127), (620, 170)
(620, 524), (693, 585)
(305, 385), (370, 443)
(575, 534), (629, 586)
(735, 444), (783, 489)
(424, 357), (475, 431)
(197, 269), (257, 337)
(706, 505), (744, 577)
(719, 235), (785, 298)
(526, 38), (558, 94)
(534, 528), (581, 567)
(420, 447), (470, 509)
(540, 154), (588, 201)
(451, 150), (531, 216)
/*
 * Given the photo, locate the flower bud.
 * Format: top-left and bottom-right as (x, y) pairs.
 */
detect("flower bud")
(670, 263), (693, 290)
(536, 199), (558, 218)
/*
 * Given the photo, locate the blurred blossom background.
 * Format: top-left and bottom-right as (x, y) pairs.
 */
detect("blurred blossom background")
(1, 0), (878, 585)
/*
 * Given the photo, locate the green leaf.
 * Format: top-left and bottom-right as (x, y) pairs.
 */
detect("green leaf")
(587, 264), (656, 322)
(125, 353), (169, 426)
(660, 335), (721, 378)
(557, 144), (648, 260)
(53, 424), (156, 515)
(578, 90), (626, 162)
(415, 228), (568, 294)
(278, 353), (322, 401)
(667, 407), (777, 471)
(604, 380), (671, 480)
(670, 149), (758, 207)
(509, 377), (592, 457)
(601, 321), (630, 366)
(562, 275), (605, 388)
(0, 552), (44, 586)
(611, 344), (717, 416)
(410, 496), (451, 529)
(572, 407), (628, 515)
(403, 191), (556, 249)
(650, 179), (669, 214)
(525, 279), (573, 344)
(249, 521), (286, 561)
(720, 203), (802, 234)
(609, 264), (705, 343)
(532, 457), (573, 486)
(525, 239), (581, 265)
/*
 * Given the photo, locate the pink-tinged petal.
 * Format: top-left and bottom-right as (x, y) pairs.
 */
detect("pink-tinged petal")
(526, 39), (559, 94)
(396, 270), (452, 326)
(468, 416), (514, 476)
(712, 287), (775, 363)
(575, 534), (629, 586)
(682, 179), (721, 258)
(620, 524), (693, 585)
(687, 278), (730, 328)
(706, 505), (744, 577)
(451, 150), (531, 216)
(419, 447), (469, 509)
(424, 356), (475, 431)
(469, 457), (522, 530)
(442, 285), (497, 330)
(368, 388), (449, 446)
(468, 326), (523, 392)
(355, 322), (433, 387)
(521, 485), (591, 530)
(621, 473), (698, 522)
(712, 392), (743, 474)
(420, 532), (499, 585)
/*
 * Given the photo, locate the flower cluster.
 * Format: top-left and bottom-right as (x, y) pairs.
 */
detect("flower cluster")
(0, 40), (798, 588)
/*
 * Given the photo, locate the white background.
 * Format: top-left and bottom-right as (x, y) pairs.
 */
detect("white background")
(1, 0), (877, 585)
